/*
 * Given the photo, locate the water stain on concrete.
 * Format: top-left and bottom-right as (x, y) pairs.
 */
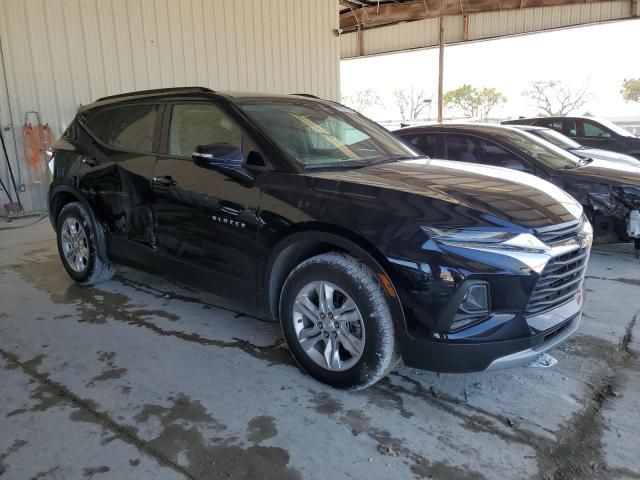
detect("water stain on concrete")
(338, 408), (485, 480)
(8, 257), (294, 367)
(135, 395), (300, 479)
(29, 383), (68, 412)
(308, 390), (343, 415)
(32, 466), (61, 479)
(585, 275), (640, 287)
(247, 415), (278, 443)
(82, 465), (110, 477)
(0, 439), (28, 476)
(86, 351), (128, 387)
(364, 377), (414, 419)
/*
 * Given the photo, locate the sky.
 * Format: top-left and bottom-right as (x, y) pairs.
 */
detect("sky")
(340, 19), (640, 123)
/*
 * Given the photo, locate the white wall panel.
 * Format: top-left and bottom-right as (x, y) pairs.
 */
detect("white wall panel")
(0, 0), (340, 213)
(340, 0), (636, 58)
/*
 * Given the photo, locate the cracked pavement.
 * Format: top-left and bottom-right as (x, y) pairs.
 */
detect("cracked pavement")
(0, 220), (639, 480)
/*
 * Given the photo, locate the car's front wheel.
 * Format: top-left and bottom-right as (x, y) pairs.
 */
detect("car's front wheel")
(279, 252), (398, 390)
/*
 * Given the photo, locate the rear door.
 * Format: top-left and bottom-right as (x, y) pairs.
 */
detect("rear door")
(397, 131), (445, 158)
(151, 101), (262, 300)
(573, 119), (620, 151)
(79, 103), (163, 261)
(443, 134), (535, 174)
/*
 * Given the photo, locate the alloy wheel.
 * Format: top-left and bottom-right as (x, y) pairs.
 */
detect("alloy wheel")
(292, 280), (365, 371)
(60, 217), (90, 273)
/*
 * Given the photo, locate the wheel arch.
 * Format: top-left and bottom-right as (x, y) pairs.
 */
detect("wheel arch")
(264, 223), (407, 331)
(49, 185), (109, 261)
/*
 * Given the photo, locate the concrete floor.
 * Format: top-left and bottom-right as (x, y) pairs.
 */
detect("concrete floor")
(0, 217), (639, 480)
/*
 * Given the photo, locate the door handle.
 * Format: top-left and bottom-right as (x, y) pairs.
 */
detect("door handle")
(82, 157), (101, 167)
(153, 175), (177, 187)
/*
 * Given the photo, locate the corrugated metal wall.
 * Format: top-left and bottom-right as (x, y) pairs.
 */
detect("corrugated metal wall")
(340, 0), (636, 58)
(0, 0), (340, 213)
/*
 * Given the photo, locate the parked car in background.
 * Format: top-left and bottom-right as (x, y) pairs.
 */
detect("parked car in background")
(502, 116), (640, 160)
(510, 125), (640, 167)
(48, 88), (592, 389)
(395, 124), (640, 248)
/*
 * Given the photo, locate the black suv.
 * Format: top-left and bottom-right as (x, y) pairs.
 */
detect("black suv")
(503, 116), (640, 160)
(49, 88), (592, 389)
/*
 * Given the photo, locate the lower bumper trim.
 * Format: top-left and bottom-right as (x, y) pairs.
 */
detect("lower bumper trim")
(484, 313), (580, 371)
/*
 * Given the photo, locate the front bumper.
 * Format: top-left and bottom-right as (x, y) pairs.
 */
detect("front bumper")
(398, 295), (582, 373)
(485, 312), (579, 371)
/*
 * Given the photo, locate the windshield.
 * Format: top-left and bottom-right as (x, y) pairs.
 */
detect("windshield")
(496, 128), (582, 169)
(531, 128), (582, 150)
(238, 100), (420, 168)
(594, 117), (637, 138)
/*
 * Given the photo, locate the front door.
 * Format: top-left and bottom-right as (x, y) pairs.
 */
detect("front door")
(151, 102), (262, 301)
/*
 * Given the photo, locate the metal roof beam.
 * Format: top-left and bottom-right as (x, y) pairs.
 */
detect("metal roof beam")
(339, 0), (607, 32)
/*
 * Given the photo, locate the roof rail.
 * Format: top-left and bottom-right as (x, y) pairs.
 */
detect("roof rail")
(97, 87), (214, 102)
(291, 93), (321, 99)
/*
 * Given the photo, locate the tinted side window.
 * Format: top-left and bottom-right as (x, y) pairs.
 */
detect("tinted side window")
(85, 109), (116, 142)
(109, 105), (160, 153)
(536, 119), (563, 131)
(446, 134), (530, 172)
(562, 119), (578, 137)
(169, 103), (242, 157)
(581, 121), (610, 138)
(401, 133), (443, 158)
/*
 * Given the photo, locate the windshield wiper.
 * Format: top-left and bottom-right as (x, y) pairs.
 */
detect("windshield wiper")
(563, 157), (593, 169)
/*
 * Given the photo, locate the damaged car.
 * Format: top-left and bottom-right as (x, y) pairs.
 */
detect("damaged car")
(49, 88), (593, 389)
(395, 124), (640, 252)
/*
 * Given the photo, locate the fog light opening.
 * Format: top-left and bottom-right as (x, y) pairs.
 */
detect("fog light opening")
(449, 283), (490, 332)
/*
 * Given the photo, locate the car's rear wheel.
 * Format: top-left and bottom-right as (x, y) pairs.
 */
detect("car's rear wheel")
(279, 252), (398, 390)
(56, 202), (114, 284)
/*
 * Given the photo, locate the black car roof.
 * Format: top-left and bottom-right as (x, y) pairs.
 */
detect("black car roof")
(395, 123), (526, 135)
(79, 87), (328, 112)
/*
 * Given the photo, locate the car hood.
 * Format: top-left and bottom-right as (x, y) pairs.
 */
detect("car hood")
(570, 148), (640, 166)
(306, 159), (582, 229)
(560, 158), (640, 186)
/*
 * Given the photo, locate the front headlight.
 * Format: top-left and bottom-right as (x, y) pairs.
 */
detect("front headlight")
(422, 226), (518, 244)
(422, 226), (546, 251)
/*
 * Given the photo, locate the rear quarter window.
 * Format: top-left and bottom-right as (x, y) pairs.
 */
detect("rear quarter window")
(85, 108), (116, 142)
(108, 105), (160, 153)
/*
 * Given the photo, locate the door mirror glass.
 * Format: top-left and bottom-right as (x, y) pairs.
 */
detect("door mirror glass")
(192, 144), (254, 185)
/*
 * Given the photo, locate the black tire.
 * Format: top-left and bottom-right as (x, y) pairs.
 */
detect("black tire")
(279, 252), (399, 390)
(56, 202), (114, 284)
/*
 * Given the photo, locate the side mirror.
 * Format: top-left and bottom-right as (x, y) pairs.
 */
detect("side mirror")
(192, 143), (254, 185)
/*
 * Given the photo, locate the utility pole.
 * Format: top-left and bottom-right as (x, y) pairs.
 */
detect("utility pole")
(437, 6), (445, 123)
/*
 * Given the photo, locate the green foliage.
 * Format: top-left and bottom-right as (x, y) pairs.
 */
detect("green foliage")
(443, 84), (507, 120)
(621, 78), (640, 103)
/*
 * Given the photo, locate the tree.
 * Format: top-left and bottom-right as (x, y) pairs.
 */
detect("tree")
(443, 84), (507, 120)
(523, 80), (594, 116)
(393, 87), (431, 121)
(621, 78), (640, 103)
(341, 89), (382, 115)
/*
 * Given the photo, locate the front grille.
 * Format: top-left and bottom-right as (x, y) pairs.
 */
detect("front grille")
(534, 220), (581, 246)
(525, 247), (588, 316)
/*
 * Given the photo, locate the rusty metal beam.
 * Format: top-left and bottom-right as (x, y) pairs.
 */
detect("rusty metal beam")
(437, 11), (445, 123)
(339, 0), (604, 32)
